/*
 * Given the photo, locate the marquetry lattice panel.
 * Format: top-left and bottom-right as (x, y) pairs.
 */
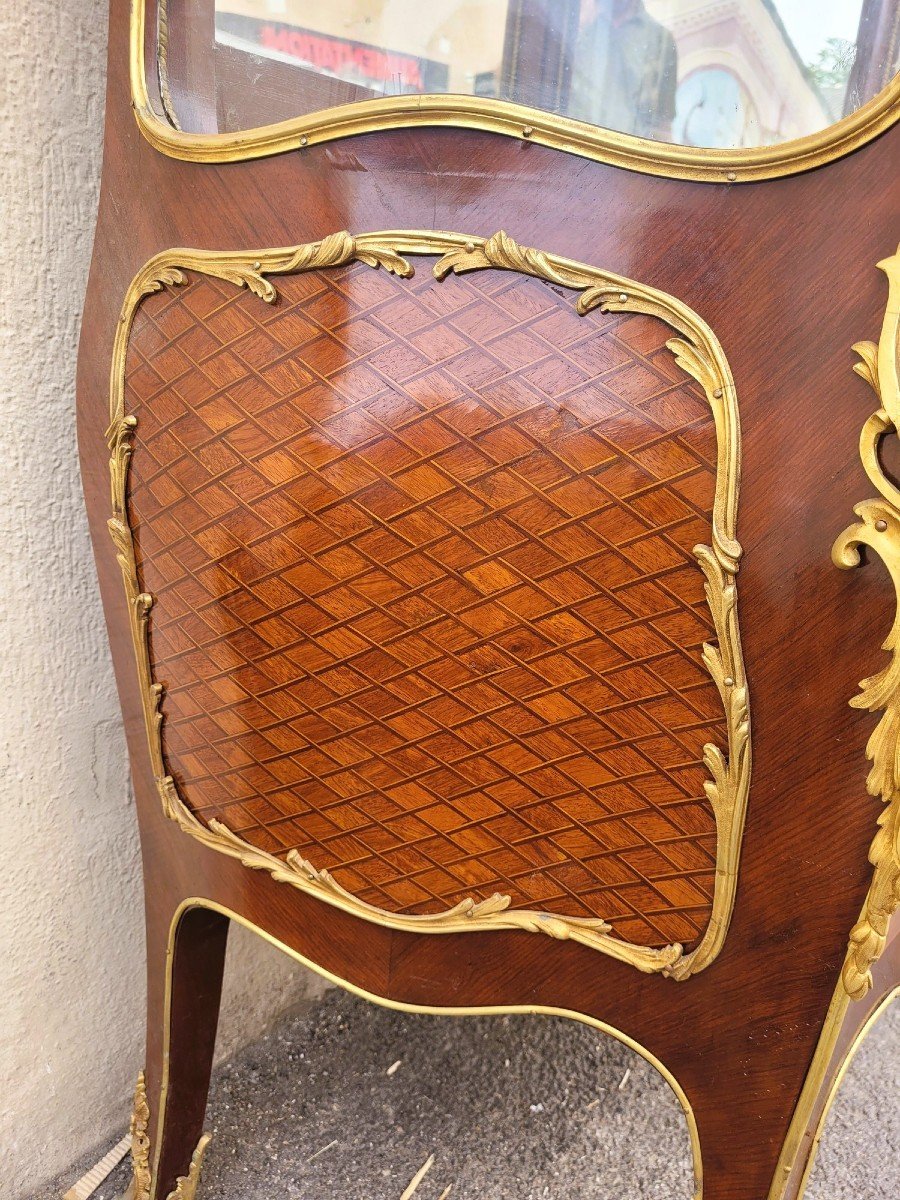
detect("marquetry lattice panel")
(125, 259), (723, 947)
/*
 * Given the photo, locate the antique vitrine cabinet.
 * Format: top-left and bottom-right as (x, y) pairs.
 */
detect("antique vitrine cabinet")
(78, 3), (900, 1198)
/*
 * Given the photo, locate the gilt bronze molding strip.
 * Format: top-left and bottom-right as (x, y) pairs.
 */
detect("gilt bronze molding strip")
(131, 0), (900, 181)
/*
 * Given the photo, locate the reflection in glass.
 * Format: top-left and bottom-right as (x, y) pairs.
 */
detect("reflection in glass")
(569, 2), (678, 140)
(173, 1), (900, 148)
(673, 69), (757, 149)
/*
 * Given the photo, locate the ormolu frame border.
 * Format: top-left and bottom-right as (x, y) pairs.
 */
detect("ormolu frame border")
(132, 0), (900, 180)
(107, 228), (750, 980)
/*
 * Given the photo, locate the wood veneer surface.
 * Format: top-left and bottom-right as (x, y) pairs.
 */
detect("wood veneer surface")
(127, 262), (722, 946)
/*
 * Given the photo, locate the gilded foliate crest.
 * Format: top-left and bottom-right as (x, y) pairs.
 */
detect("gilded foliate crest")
(832, 247), (900, 1000)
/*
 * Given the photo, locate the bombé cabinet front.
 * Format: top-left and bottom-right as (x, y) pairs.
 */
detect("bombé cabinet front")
(77, 3), (900, 1199)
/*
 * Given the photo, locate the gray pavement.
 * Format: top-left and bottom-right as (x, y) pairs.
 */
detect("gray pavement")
(36, 987), (898, 1200)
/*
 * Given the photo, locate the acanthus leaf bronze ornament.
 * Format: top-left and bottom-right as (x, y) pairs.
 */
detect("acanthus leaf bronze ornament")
(128, 1072), (210, 1200)
(832, 246), (900, 1001)
(129, 1072), (152, 1200)
(108, 230), (750, 980)
(155, 0), (180, 133)
(164, 1135), (211, 1200)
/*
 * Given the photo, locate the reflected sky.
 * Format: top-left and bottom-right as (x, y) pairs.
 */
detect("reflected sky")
(777, 0), (865, 61)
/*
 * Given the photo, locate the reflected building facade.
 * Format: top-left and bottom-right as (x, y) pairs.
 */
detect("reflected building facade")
(213, 1), (894, 147)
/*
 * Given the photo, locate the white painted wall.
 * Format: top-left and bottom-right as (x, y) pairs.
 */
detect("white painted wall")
(0, 5), (327, 1197)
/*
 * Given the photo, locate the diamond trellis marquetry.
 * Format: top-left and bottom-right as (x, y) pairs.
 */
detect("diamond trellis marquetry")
(125, 257), (725, 949)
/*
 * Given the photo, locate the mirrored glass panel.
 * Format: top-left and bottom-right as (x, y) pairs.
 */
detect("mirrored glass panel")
(165, 1), (900, 148)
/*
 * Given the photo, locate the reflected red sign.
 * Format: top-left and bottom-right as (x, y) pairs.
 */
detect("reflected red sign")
(217, 14), (449, 94)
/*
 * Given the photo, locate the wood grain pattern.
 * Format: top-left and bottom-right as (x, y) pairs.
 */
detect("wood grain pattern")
(126, 261), (721, 946)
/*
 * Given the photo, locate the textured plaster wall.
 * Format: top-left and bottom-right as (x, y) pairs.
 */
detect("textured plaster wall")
(0, 5), (327, 1197)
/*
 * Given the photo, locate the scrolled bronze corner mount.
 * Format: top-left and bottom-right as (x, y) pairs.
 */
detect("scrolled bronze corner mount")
(832, 246), (900, 1001)
(130, 1073), (209, 1200)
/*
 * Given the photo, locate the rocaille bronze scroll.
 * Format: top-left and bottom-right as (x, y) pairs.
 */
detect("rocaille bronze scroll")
(107, 230), (750, 979)
(131, 1072), (208, 1200)
(832, 246), (900, 1001)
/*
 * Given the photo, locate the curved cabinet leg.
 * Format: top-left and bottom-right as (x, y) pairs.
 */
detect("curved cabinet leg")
(137, 896), (229, 1200)
(771, 953), (900, 1200)
(638, 994), (862, 1200)
(661, 954), (900, 1200)
(676, 1057), (798, 1200)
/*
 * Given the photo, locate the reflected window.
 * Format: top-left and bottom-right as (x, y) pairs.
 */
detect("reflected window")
(674, 68), (759, 148)
(162, 1), (900, 148)
(569, 1), (678, 140)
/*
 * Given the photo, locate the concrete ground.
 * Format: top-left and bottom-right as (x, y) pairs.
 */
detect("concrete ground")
(40, 987), (898, 1200)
